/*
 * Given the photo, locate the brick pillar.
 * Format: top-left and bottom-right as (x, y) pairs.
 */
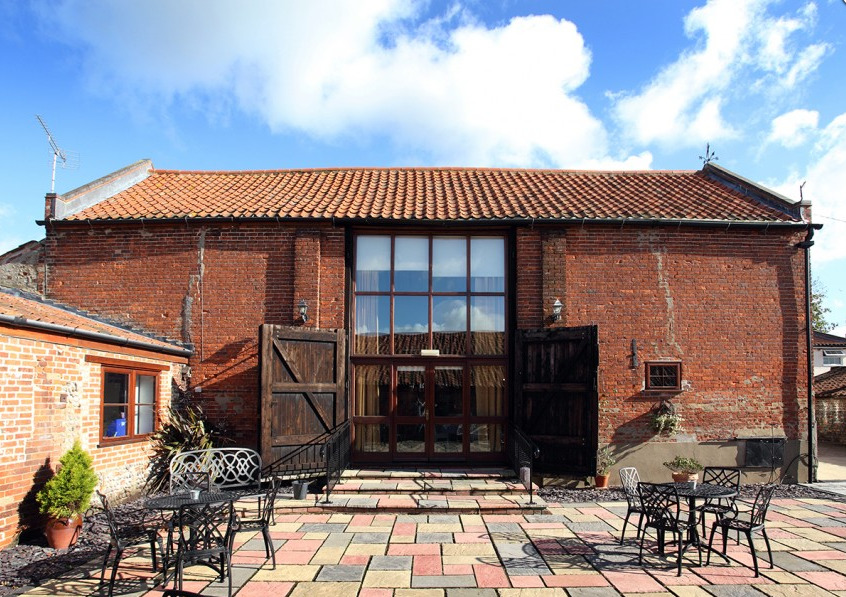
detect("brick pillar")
(542, 229), (567, 327)
(515, 229), (543, 329)
(293, 229), (321, 327)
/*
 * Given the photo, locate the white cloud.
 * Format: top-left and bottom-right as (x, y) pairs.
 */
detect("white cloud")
(766, 109), (819, 148)
(612, 0), (829, 148)
(770, 112), (846, 264)
(36, 0), (625, 169)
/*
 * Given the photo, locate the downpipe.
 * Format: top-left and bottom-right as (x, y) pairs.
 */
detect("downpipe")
(796, 225), (819, 483)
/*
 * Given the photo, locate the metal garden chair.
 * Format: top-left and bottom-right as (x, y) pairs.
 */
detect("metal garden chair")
(229, 476), (281, 569)
(695, 466), (741, 536)
(706, 484), (776, 577)
(172, 499), (236, 597)
(96, 490), (164, 597)
(638, 482), (702, 576)
(619, 466), (646, 544)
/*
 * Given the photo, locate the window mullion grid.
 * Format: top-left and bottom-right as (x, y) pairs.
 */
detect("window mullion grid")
(428, 236), (433, 351)
(390, 236), (396, 355)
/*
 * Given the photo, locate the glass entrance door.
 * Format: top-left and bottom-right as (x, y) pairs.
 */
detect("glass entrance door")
(395, 366), (426, 457)
(432, 366), (463, 457)
(395, 365), (465, 461)
(352, 361), (505, 462)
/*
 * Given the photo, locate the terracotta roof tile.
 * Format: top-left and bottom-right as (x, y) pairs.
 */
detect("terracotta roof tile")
(0, 288), (188, 354)
(815, 367), (846, 398)
(63, 167), (800, 224)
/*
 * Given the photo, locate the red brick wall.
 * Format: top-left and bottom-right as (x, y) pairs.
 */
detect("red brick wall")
(0, 328), (180, 548)
(44, 221), (345, 446)
(516, 225), (808, 446)
(43, 221), (808, 464)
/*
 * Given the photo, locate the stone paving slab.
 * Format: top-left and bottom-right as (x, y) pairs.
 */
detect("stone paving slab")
(15, 495), (846, 596)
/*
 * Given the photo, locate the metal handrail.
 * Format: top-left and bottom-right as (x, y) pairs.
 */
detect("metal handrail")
(507, 423), (541, 503)
(320, 420), (351, 503)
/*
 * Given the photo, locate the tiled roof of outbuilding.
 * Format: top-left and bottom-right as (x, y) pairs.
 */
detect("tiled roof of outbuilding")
(814, 331), (846, 348)
(815, 367), (846, 398)
(0, 287), (190, 355)
(62, 165), (801, 224)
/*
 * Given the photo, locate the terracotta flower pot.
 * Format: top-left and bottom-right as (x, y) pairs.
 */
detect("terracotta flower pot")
(594, 473), (610, 488)
(671, 472), (698, 484)
(44, 515), (83, 549)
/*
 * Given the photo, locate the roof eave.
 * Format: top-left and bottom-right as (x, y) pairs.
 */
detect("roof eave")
(40, 214), (817, 230)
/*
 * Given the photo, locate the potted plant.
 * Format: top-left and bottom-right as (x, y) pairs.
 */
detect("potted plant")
(36, 441), (98, 549)
(651, 400), (683, 435)
(595, 446), (616, 488)
(663, 455), (703, 483)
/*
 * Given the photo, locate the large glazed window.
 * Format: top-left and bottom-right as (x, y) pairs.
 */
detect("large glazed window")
(354, 234), (506, 356)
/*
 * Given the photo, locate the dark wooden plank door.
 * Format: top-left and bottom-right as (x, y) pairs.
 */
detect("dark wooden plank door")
(514, 326), (598, 475)
(260, 325), (346, 474)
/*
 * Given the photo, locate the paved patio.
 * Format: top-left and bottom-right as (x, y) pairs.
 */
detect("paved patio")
(18, 493), (846, 596)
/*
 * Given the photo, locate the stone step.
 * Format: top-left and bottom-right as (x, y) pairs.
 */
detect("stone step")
(330, 478), (533, 495)
(271, 467), (545, 514)
(340, 467), (519, 480)
(332, 467), (539, 495)
(273, 491), (549, 515)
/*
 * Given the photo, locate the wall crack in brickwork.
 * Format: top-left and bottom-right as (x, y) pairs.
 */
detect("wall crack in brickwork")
(647, 233), (683, 356)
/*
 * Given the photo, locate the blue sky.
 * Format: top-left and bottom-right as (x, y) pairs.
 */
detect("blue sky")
(1, 0), (844, 334)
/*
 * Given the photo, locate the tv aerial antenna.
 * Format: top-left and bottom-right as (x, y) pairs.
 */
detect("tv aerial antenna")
(35, 114), (78, 193)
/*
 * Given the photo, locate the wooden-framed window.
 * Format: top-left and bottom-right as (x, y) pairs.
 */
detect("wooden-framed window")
(353, 233), (506, 356)
(87, 356), (166, 443)
(645, 361), (682, 391)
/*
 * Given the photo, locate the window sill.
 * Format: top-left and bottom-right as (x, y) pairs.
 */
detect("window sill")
(97, 436), (151, 449)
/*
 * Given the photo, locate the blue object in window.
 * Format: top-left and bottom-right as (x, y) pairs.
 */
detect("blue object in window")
(106, 416), (126, 437)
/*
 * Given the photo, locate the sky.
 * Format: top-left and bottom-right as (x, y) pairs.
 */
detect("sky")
(0, 0), (844, 335)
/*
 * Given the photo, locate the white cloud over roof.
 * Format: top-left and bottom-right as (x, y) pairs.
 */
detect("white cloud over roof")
(767, 109), (819, 148)
(37, 0), (646, 169)
(611, 0), (828, 148)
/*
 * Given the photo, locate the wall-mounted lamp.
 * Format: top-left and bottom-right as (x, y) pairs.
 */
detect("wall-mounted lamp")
(631, 338), (639, 369)
(298, 298), (309, 323)
(552, 298), (562, 322)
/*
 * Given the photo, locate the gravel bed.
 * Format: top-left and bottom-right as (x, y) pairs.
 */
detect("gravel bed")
(538, 481), (846, 504)
(1, 483), (841, 596)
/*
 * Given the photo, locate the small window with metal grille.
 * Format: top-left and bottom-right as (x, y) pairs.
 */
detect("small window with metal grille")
(645, 361), (682, 391)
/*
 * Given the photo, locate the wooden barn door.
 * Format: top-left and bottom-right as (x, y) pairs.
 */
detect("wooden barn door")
(514, 326), (598, 475)
(260, 325), (346, 473)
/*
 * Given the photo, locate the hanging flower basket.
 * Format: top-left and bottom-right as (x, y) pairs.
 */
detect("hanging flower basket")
(651, 400), (683, 436)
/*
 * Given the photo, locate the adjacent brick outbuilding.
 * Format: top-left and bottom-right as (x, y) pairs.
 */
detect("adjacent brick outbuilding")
(815, 367), (846, 445)
(29, 160), (818, 487)
(0, 287), (191, 548)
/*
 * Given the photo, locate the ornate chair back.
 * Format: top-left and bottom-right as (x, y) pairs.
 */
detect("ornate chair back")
(702, 467), (741, 491)
(749, 484), (777, 528)
(619, 467), (641, 508)
(638, 482), (680, 528)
